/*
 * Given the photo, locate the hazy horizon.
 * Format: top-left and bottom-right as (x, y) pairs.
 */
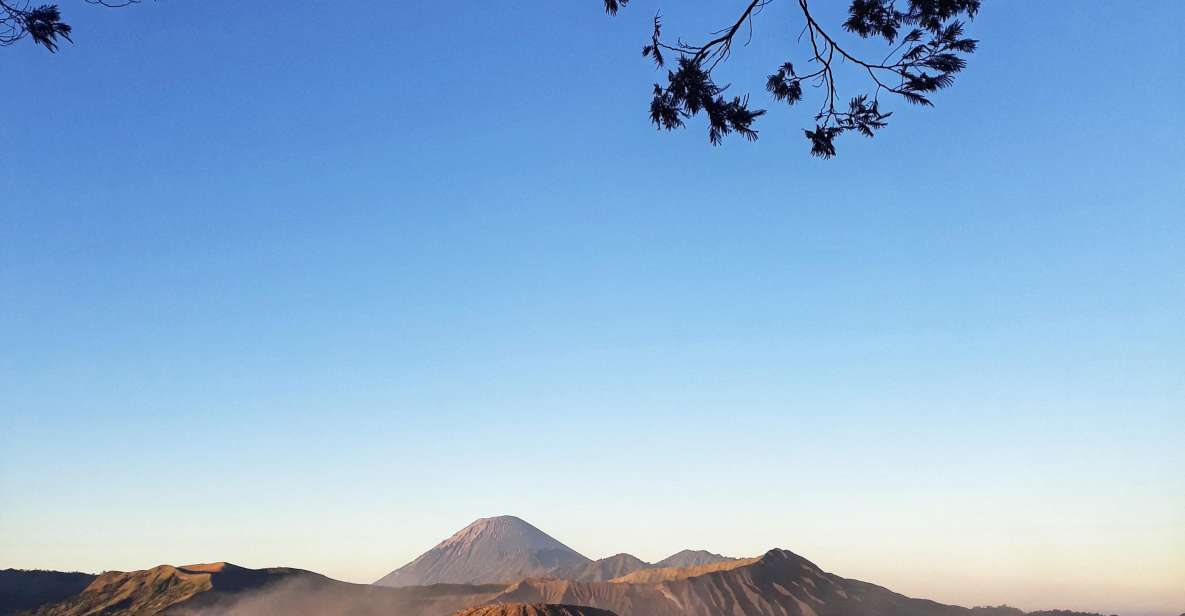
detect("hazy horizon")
(5, 509), (1182, 616)
(1, 2), (1181, 616)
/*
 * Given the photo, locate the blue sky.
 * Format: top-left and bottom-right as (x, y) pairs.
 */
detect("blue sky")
(1, 1), (1182, 614)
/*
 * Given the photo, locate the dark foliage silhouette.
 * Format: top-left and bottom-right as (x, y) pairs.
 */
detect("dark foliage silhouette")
(606, 0), (981, 157)
(0, 0), (134, 52)
(7, 0), (977, 159)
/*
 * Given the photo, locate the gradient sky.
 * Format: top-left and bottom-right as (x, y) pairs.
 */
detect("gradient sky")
(1, 2), (1182, 615)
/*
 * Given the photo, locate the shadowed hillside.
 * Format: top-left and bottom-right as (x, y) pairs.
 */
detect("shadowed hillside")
(0, 570), (95, 616)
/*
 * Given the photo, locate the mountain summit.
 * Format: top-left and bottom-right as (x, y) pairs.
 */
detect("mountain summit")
(375, 516), (592, 587)
(653, 549), (735, 569)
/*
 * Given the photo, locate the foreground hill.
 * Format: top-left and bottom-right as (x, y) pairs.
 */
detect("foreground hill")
(21, 563), (321, 616)
(0, 570), (95, 616)
(453, 605), (617, 616)
(375, 516), (593, 587)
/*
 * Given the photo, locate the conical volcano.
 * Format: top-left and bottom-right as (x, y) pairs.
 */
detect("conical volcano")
(375, 516), (592, 587)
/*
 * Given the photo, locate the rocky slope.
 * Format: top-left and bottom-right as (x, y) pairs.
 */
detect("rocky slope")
(25, 565), (216, 616)
(20, 563), (342, 616)
(14, 562), (504, 616)
(453, 604), (617, 616)
(488, 549), (981, 616)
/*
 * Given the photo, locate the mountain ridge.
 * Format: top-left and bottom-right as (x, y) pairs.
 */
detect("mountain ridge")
(375, 516), (741, 586)
(9, 551), (1125, 616)
(4, 517), (1132, 616)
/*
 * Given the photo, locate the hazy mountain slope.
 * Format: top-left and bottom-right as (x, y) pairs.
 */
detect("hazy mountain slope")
(0, 570), (96, 616)
(374, 518), (746, 586)
(652, 549), (736, 569)
(19, 562), (502, 616)
(453, 604), (617, 616)
(171, 575), (504, 616)
(490, 579), (680, 616)
(570, 555), (650, 582)
(21, 563), (338, 616)
(375, 516), (592, 587)
(488, 549), (984, 616)
(608, 557), (757, 584)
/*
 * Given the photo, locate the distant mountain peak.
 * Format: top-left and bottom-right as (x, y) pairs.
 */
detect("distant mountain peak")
(439, 516), (577, 553)
(654, 548), (737, 569)
(375, 517), (757, 587)
(571, 553), (650, 581)
(374, 516), (591, 587)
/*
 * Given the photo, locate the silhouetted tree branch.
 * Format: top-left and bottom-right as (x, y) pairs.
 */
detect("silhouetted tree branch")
(0, 0), (136, 52)
(607, 0), (981, 157)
